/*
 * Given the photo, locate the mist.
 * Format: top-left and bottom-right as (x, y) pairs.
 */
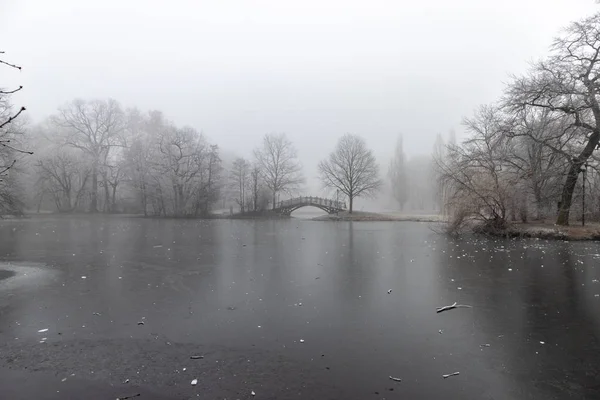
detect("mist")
(5, 2), (600, 400)
(2, 0), (598, 215)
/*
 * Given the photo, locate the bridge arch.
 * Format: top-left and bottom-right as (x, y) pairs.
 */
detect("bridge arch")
(274, 196), (346, 216)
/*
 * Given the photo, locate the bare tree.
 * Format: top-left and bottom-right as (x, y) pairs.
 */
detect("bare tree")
(431, 133), (447, 213)
(407, 154), (437, 212)
(503, 108), (573, 219)
(434, 105), (544, 232)
(388, 134), (408, 211)
(0, 52), (32, 215)
(0, 51), (25, 136)
(230, 157), (249, 213)
(35, 151), (91, 212)
(249, 163), (263, 212)
(505, 13), (600, 225)
(194, 144), (222, 217)
(122, 110), (165, 215)
(104, 155), (126, 212)
(254, 133), (304, 209)
(157, 126), (208, 216)
(50, 99), (125, 212)
(318, 134), (382, 213)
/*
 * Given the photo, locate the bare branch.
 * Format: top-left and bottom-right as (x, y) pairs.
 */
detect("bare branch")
(318, 134), (382, 213)
(0, 86), (23, 95)
(0, 160), (17, 176)
(254, 133), (304, 209)
(0, 58), (21, 70)
(0, 106), (26, 130)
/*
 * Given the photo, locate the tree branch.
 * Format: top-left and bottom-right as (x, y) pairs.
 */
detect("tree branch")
(0, 86), (23, 95)
(0, 106), (26, 130)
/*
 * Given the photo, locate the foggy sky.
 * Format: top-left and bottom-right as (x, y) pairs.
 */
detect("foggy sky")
(1, 0), (598, 193)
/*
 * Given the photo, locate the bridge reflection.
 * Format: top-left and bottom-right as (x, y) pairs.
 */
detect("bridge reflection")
(275, 196), (347, 215)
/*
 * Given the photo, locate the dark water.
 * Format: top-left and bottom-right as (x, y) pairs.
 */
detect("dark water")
(1, 216), (600, 399)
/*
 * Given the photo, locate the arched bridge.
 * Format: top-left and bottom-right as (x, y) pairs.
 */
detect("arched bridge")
(275, 196), (347, 215)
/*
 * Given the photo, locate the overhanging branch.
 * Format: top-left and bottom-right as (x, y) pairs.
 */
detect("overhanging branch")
(0, 107), (26, 130)
(0, 86), (23, 95)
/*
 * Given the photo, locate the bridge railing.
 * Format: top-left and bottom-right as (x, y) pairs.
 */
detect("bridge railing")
(276, 196), (347, 210)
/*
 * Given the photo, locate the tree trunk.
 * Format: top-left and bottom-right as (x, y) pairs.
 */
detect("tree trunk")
(556, 131), (600, 225)
(520, 195), (528, 223)
(510, 199), (516, 222)
(533, 185), (543, 220)
(90, 163), (98, 213)
(141, 180), (147, 216)
(65, 189), (72, 211)
(204, 166), (214, 216)
(556, 162), (581, 225)
(36, 192), (44, 213)
(349, 196), (353, 214)
(254, 187), (258, 212)
(272, 191), (276, 210)
(111, 185), (117, 212)
(178, 185), (185, 216)
(103, 174), (110, 213)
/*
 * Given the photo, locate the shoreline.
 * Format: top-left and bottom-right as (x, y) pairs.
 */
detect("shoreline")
(14, 211), (441, 222)
(477, 222), (600, 241)
(311, 212), (442, 222)
(12, 213), (600, 240)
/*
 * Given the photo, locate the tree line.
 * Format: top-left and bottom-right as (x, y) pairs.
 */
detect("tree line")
(0, 75), (387, 216)
(231, 133), (383, 214)
(435, 12), (600, 230)
(1, 51), (437, 218)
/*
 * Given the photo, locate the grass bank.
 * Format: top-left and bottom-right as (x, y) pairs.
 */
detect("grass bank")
(475, 221), (600, 241)
(312, 211), (442, 222)
(224, 211), (290, 220)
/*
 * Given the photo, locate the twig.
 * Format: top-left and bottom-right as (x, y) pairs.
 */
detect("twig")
(0, 57), (21, 70)
(116, 394), (140, 400)
(0, 141), (34, 155)
(436, 302), (472, 313)
(0, 160), (16, 176)
(0, 107), (26, 130)
(0, 86), (23, 95)
(389, 375), (402, 382)
(442, 372), (460, 379)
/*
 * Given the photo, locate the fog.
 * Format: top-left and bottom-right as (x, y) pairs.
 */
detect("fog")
(1, 0), (598, 213)
(5, 3), (600, 399)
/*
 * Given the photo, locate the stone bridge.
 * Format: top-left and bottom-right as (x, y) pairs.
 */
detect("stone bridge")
(274, 196), (347, 215)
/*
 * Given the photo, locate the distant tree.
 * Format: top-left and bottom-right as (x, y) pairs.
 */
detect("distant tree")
(318, 134), (382, 213)
(156, 126), (209, 216)
(407, 154), (436, 212)
(503, 108), (572, 220)
(254, 133), (304, 209)
(431, 133), (446, 212)
(448, 129), (457, 147)
(50, 99), (125, 212)
(388, 134), (408, 210)
(123, 110), (166, 216)
(505, 12), (600, 225)
(230, 157), (249, 213)
(249, 163), (262, 212)
(195, 144), (222, 217)
(35, 150), (91, 212)
(435, 105), (517, 231)
(104, 155), (126, 212)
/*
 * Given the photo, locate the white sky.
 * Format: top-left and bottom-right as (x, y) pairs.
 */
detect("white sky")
(1, 0), (598, 192)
